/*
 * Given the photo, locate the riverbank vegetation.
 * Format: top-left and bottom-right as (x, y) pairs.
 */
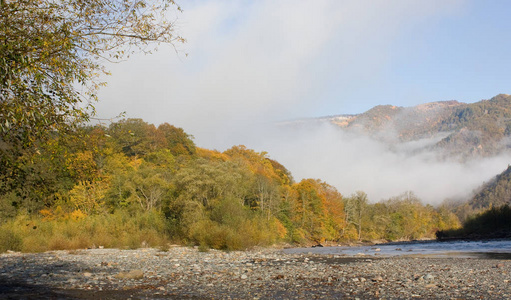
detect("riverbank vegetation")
(0, 119), (461, 252)
(436, 204), (511, 241)
(0, 0), (466, 253)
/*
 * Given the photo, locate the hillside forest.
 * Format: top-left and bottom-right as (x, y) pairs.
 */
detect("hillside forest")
(2, 1), (510, 254)
(330, 94), (511, 160)
(0, 119), (461, 252)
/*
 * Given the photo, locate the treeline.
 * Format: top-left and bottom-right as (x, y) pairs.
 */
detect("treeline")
(343, 191), (459, 242)
(437, 204), (511, 240)
(0, 119), (460, 252)
(441, 164), (511, 224)
(470, 165), (511, 210)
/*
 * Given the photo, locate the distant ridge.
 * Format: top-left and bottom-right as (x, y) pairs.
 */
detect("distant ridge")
(287, 94), (511, 160)
(469, 165), (511, 210)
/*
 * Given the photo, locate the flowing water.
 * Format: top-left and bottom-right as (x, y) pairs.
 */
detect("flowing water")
(283, 240), (511, 259)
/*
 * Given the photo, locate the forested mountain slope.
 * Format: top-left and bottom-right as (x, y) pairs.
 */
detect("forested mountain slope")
(328, 94), (511, 159)
(469, 165), (511, 210)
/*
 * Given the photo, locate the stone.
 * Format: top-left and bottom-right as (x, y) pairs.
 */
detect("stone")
(424, 274), (434, 281)
(115, 269), (144, 280)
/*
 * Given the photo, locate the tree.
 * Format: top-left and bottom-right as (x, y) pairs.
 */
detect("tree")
(108, 119), (160, 157)
(126, 162), (172, 211)
(158, 123), (196, 156)
(1, 0), (184, 189)
(318, 181), (345, 240)
(344, 191), (368, 241)
(292, 179), (327, 243)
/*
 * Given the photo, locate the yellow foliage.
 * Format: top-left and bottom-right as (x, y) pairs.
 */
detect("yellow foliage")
(129, 157), (143, 168)
(342, 225), (359, 241)
(196, 147), (229, 161)
(39, 209), (54, 220)
(273, 218), (288, 239)
(0, 211), (171, 253)
(69, 209), (87, 221)
(69, 180), (108, 215)
(66, 151), (98, 182)
(54, 206), (65, 218)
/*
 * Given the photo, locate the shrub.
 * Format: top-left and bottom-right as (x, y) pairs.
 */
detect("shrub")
(0, 227), (22, 252)
(0, 209), (171, 253)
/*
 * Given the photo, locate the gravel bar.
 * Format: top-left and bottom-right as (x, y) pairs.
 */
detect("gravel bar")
(1, 246), (510, 299)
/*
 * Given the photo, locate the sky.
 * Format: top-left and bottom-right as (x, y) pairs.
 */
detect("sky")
(95, 0), (511, 204)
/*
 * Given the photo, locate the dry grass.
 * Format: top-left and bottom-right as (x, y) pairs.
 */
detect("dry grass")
(0, 210), (171, 253)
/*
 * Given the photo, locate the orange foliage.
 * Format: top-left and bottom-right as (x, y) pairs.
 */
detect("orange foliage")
(291, 179), (345, 241)
(196, 148), (229, 161)
(224, 145), (279, 181)
(66, 151), (98, 182)
(273, 218), (288, 239)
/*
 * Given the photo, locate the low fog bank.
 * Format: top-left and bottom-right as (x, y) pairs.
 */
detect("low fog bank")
(240, 121), (511, 205)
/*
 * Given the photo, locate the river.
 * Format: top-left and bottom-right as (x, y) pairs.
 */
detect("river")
(283, 239), (511, 259)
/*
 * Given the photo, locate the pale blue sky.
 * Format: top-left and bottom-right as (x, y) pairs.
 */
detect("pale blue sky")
(306, 0), (511, 115)
(97, 0), (511, 148)
(95, 0), (511, 203)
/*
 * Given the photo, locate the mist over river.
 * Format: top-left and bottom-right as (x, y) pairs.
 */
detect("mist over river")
(284, 240), (511, 259)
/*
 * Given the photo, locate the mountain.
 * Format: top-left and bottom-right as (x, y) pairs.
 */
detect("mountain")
(445, 164), (511, 222)
(469, 165), (511, 210)
(281, 94), (511, 212)
(438, 165), (511, 239)
(326, 94), (511, 160)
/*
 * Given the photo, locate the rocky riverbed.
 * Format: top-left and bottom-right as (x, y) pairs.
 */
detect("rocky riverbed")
(1, 246), (510, 299)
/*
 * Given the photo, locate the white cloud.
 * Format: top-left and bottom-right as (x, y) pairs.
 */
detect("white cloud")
(94, 0), (502, 204)
(258, 122), (510, 204)
(96, 0), (465, 146)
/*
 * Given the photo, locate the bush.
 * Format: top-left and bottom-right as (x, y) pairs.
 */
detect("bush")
(188, 204), (281, 251)
(436, 204), (511, 240)
(0, 227), (22, 252)
(0, 210), (171, 253)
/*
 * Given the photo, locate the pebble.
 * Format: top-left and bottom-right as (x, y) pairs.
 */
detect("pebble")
(115, 269), (144, 280)
(424, 274), (435, 281)
(0, 247), (509, 299)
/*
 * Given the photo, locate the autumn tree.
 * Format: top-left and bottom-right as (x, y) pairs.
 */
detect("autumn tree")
(1, 0), (183, 145)
(317, 181), (345, 240)
(108, 119), (161, 157)
(344, 191), (368, 241)
(224, 145), (289, 219)
(291, 179), (327, 243)
(1, 0), (184, 197)
(158, 123), (196, 156)
(125, 161), (173, 211)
